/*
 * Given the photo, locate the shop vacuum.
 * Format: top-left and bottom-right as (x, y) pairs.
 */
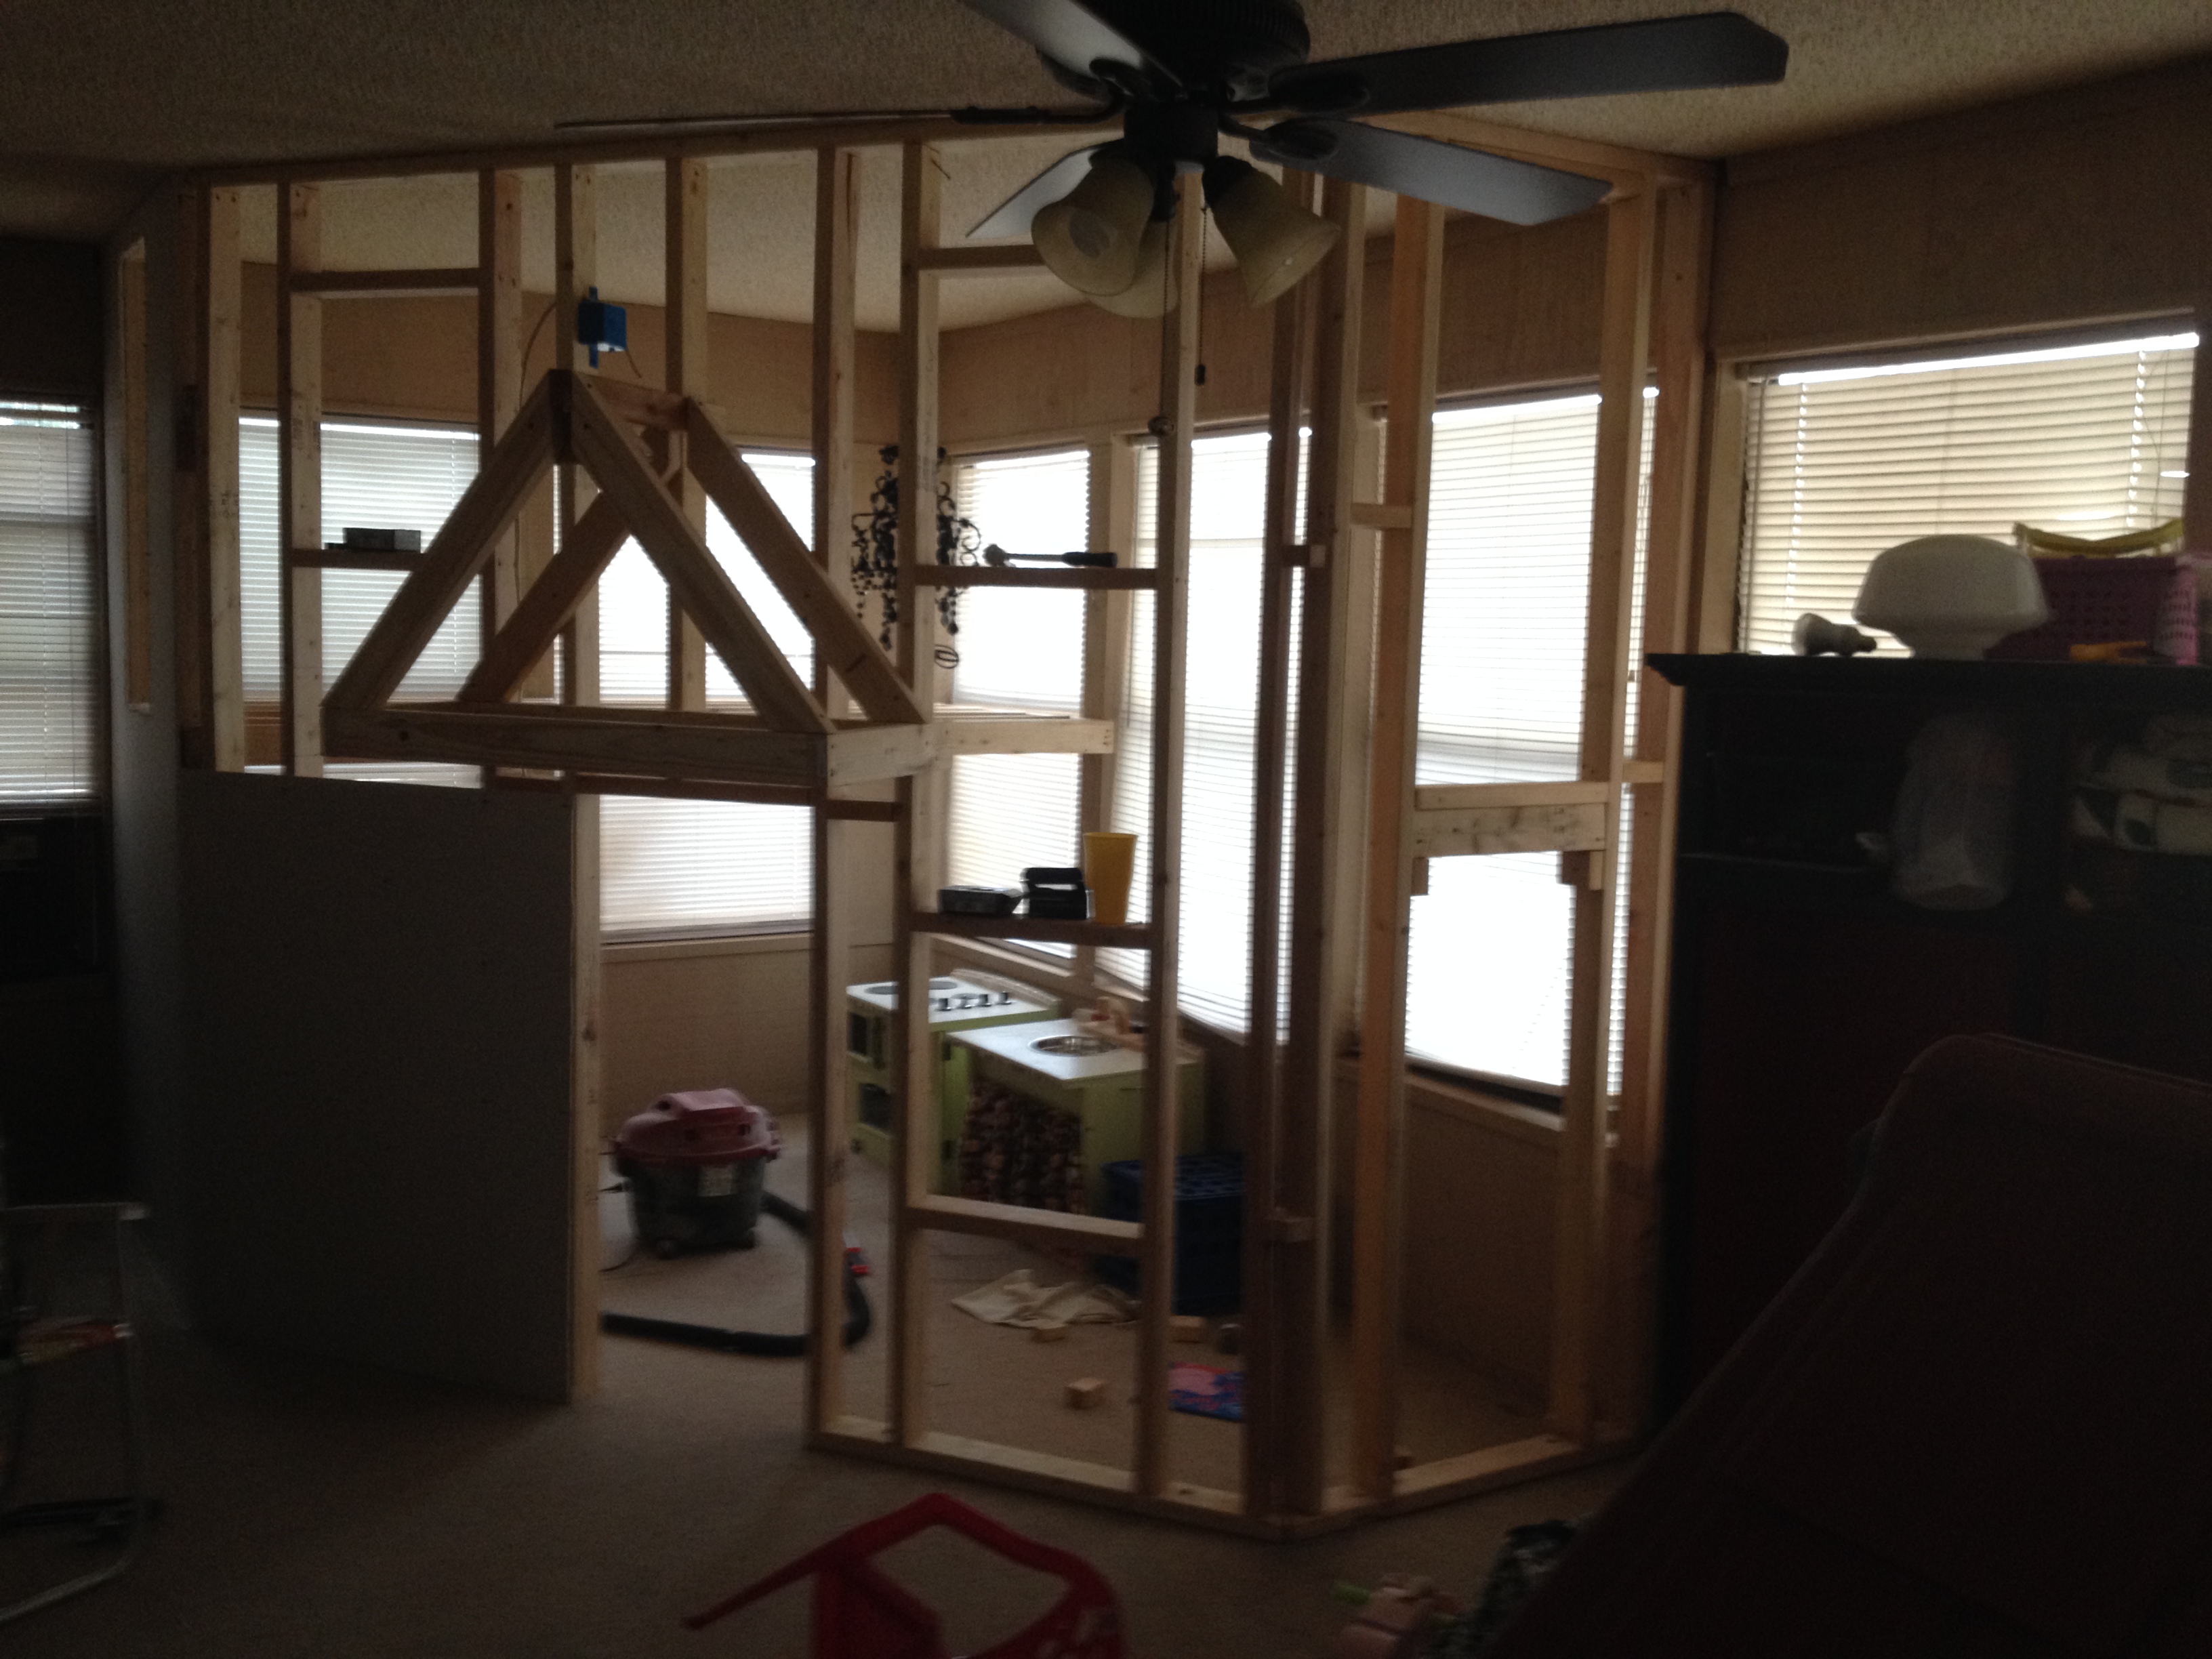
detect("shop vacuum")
(601, 1088), (869, 1358)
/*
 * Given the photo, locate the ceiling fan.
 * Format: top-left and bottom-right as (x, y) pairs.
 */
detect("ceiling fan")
(561, 1), (1788, 316)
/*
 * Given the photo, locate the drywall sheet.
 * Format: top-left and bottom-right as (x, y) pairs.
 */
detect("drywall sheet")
(179, 771), (577, 1399)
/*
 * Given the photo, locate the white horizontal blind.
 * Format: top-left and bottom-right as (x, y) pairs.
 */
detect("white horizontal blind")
(1107, 431), (1279, 1030)
(241, 417), (485, 702)
(943, 449), (1089, 924)
(0, 401), (97, 805)
(1407, 390), (1652, 1090)
(596, 453), (815, 706)
(1741, 331), (2196, 655)
(600, 451), (817, 937)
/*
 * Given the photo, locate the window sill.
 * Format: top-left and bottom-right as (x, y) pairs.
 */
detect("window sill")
(603, 928), (809, 965)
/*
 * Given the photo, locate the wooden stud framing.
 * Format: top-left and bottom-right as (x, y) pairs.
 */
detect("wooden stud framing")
(1350, 197), (1445, 1500)
(1277, 175), (1370, 1517)
(278, 184), (324, 775)
(480, 172), (524, 651)
(806, 142), (859, 1438)
(1607, 180), (1717, 1436)
(1549, 187), (1659, 1445)
(889, 140), (945, 1450)
(201, 185), (245, 772)
(118, 242), (152, 713)
(556, 163), (600, 708)
(2186, 317), (2212, 550)
(666, 157), (710, 712)
(159, 104), (1719, 1528)
(1243, 168), (1317, 1520)
(1134, 179), (1205, 1498)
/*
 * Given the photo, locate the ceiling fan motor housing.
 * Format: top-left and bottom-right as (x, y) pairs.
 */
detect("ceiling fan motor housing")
(1087, 0), (1311, 100)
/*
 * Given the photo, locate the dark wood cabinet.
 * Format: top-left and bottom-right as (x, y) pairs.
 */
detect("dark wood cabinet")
(1649, 655), (2212, 1414)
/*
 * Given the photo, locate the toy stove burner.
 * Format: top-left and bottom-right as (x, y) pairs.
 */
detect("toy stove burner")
(930, 987), (1017, 1013)
(1031, 1032), (1118, 1057)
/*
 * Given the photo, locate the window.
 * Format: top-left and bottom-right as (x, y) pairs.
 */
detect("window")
(1408, 390), (1654, 1092)
(1740, 330), (2196, 654)
(240, 415), (821, 937)
(0, 398), (98, 806)
(594, 451), (819, 938)
(942, 449), (1090, 924)
(1108, 431), (1284, 1031)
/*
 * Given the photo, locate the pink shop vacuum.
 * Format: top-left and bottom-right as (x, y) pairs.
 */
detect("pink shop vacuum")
(602, 1089), (869, 1359)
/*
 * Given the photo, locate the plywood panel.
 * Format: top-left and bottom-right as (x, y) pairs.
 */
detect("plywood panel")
(178, 771), (580, 1399)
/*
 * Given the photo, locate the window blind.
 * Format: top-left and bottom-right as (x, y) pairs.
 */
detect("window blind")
(598, 451), (818, 937)
(0, 401), (97, 806)
(1407, 390), (1653, 1091)
(943, 449), (1090, 929)
(1107, 431), (1285, 1031)
(241, 415), (821, 936)
(1740, 331), (2196, 655)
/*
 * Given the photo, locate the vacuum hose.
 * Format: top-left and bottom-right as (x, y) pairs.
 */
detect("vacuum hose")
(598, 1191), (872, 1358)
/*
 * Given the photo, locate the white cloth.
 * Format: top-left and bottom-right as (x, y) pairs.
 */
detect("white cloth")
(950, 1269), (1136, 1332)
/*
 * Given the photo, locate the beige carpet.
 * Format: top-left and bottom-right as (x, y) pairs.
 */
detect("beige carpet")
(0, 1145), (1626, 1656)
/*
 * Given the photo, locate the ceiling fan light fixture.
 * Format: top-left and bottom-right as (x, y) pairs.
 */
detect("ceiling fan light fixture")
(1031, 152), (1158, 295)
(1086, 218), (1177, 318)
(1204, 157), (1340, 308)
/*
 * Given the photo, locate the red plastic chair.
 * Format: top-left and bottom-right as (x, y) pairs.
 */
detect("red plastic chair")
(685, 1492), (1124, 1659)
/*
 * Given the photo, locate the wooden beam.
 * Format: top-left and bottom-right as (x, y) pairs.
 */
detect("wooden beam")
(686, 403), (924, 726)
(1349, 501), (1414, 530)
(173, 189), (209, 762)
(287, 266), (480, 297)
(2187, 312), (2212, 550)
(556, 163), (600, 708)
(198, 112), (1115, 188)
(1351, 196), (1444, 1502)
(1243, 167), (1317, 1524)
(907, 1193), (1143, 1256)
(205, 185), (245, 772)
(287, 546), (420, 573)
(1371, 110), (1708, 192)
(498, 771), (818, 809)
(813, 145), (858, 716)
(665, 157), (710, 712)
(323, 377), (556, 712)
(911, 912), (1151, 950)
(1278, 173), (1370, 1517)
(1414, 780), (1614, 811)
(118, 244), (151, 712)
(908, 245), (1048, 272)
(1075, 435), (1137, 1005)
(457, 491), (634, 703)
(1609, 177), (1717, 1439)
(929, 712), (1113, 756)
(890, 139), (945, 1455)
(278, 182), (324, 776)
(1136, 177), (1204, 1501)
(909, 565), (1156, 590)
(1550, 187), (1658, 1446)
(325, 703), (826, 785)
(566, 375), (833, 735)
(480, 171), (524, 664)
(1412, 800), (1607, 858)
(808, 796), (853, 1434)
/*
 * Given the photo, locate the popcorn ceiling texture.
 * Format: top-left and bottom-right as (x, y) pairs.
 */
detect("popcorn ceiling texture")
(7, 0), (2211, 323)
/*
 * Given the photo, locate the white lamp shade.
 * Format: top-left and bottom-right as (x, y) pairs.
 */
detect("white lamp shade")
(1032, 155), (1156, 297)
(1086, 220), (1176, 317)
(1210, 166), (1340, 306)
(1853, 535), (2051, 659)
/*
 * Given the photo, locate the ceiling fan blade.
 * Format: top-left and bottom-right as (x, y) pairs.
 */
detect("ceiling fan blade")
(1269, 12), (1787, 119)
(968, 144), (1108, 239)
(957, 0), (1176, 89)
(1250, 119), (1611, 228)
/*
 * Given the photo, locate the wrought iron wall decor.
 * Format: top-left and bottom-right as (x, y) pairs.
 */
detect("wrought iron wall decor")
(851, 445), (979, 667)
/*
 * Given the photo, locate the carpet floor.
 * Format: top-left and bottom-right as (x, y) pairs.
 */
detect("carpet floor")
(1, 1141), (1626, 1657)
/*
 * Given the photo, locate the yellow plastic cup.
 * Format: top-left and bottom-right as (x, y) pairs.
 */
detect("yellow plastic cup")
(1083, 832), (1138, 926)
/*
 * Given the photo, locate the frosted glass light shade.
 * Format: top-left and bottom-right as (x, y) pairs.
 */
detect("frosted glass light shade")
(1207, 161), (1340, 306)
(1032, 155), (1156, 297)
(1087, 221), (1176, 317)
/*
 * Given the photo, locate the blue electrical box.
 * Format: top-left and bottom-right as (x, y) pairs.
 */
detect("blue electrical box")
(576, 287), (627, 367)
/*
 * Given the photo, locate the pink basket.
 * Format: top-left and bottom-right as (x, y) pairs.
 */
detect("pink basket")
(1986, 554), (2198, 663)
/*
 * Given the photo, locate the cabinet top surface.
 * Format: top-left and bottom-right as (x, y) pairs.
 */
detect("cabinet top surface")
(1648, 654), (2212, 709)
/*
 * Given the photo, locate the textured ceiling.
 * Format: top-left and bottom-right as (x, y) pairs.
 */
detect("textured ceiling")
(10, 1), (2212, 326)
